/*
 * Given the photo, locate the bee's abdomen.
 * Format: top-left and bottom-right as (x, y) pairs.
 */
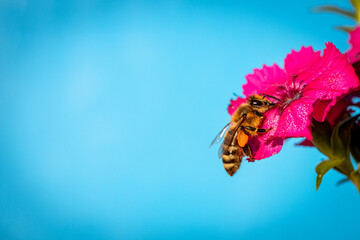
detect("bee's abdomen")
(222, 130), (242, 176)
(222, 150), (241, 176)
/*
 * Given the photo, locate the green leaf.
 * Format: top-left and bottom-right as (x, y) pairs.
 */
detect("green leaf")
(334, 25), (354, 32)
(333, 165), (346, 175)
(350, 0), (360, 22)
(354, 162), (360, 172)
(315, 159), (344, 190)
(350, 124), (360, 163)
(311, 119), (333, 157)
(350, 0), (360, 10)
(313, 5), (356, 19)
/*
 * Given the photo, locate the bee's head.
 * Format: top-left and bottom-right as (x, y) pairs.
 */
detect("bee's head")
(247, 94), (276, 113)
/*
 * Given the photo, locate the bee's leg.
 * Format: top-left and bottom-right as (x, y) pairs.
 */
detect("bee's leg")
(253, 110), (263, 118)
(240, 113), (247, 123)
(243, 126), (272, 133)
(242, 144), (254, 160)
(240, 127), (251, 136)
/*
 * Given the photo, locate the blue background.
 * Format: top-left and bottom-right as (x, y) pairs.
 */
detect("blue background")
(0, 0), (359, 239)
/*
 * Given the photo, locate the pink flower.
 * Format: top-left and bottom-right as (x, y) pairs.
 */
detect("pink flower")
(229, 43), (359, 160)
(347, 26), (360, 63)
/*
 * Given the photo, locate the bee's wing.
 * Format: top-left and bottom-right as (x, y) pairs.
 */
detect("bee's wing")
(210, 113), (248, 148)
(217, 121), (244, 159)
(218, 144), (225, 159)
(209, 122), (231, 148)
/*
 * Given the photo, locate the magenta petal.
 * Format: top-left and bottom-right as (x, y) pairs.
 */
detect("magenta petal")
(312, 99), (333, 122)
(276, 99), (313, 140)
(249, 107), (284, 160)
(347, 27), (360, 63)
(304, 43), (359, 120)
(284, 46), (321, 79)
(296, 139), (314, 147)
(303, 43), (358, 98)
(243, 64), (287, 97)
(249, 137), (283, 160)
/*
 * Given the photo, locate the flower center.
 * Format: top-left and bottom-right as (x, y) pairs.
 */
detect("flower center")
(276, 78), (306, 109)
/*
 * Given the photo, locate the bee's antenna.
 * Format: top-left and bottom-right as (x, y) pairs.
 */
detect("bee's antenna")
(233, 92), (239, 97)
(260, 93), (283, 102)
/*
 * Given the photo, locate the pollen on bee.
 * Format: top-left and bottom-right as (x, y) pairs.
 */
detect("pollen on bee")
(237, 132), (249, 147)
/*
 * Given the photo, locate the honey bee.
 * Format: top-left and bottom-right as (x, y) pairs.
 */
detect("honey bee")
(211, 94), (279, 176)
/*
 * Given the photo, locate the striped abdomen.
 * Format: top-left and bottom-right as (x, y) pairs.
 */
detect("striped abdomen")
(221, 128), (244, 176)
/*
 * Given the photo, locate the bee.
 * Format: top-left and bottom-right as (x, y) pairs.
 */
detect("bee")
(211, 94), (279, 176)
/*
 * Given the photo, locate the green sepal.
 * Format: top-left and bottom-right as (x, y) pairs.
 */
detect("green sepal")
(350, 124), (360, 163)
(316, 159), (344, 190)
(311, 119), (333, 157)
(336, 178), (350, 186)
(330, 114), (359, 160)
(313, 5), (356, 20)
